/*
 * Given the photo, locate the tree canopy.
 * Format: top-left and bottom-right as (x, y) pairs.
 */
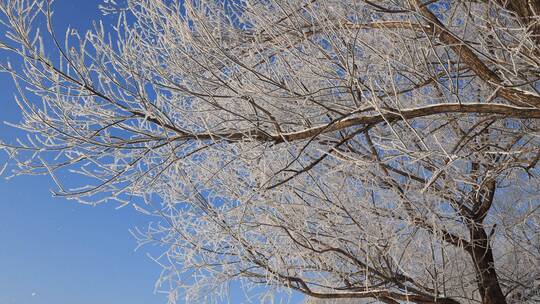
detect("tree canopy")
(0, 1), (539, 303)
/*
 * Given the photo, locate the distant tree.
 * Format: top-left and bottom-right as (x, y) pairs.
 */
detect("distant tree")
(0, 0), (539, 303)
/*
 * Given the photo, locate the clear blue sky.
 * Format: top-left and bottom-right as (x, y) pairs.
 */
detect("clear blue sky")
(0, 1), (304, 303)
(0, 1), (171, 303)
(0, 173), (165, 304)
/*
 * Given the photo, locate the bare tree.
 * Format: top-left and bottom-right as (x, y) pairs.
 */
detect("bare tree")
(0, 0), (539, 303)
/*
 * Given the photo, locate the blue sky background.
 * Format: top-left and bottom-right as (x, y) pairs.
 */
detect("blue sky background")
(0, 2), (168, 303)
(0, 1), (304, 303)
(0, 1), (175, 303)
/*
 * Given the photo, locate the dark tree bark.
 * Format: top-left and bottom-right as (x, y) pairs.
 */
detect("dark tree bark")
(468, 225), (507, 304)
(467, 181), (507, 304)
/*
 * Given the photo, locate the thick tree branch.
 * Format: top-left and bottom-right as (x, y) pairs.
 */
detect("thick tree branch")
(416, 2), (540, 108)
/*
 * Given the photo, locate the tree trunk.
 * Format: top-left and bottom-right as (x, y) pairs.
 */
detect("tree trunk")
(469, 225), (507, 304)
